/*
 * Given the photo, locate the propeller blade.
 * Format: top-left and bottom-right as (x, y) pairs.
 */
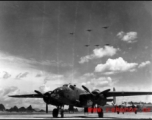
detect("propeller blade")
(82, 85), (91, 93)
(34, 90), (43, 96)
(100, 89), (110, 94)
(46, 104), (48, 113)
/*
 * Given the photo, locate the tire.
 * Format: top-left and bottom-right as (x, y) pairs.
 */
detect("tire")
(53, 109), (58, 118)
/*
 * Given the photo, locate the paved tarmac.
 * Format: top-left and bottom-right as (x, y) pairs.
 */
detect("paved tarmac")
(0, 112), (152, 119)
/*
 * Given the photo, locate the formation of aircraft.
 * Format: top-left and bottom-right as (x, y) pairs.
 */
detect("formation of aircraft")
(84, 44), (110, 47)
(9, 83), (152, 118)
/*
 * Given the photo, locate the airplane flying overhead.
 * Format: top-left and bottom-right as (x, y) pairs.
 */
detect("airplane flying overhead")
(105, 44), (110, 46)
(70, 32), (74, 35)
(95, 45), (100, 47)
(102, 26), (108, 29)
(84, 45), (89, 47)
(9, 84), (152, 118)
(87, 29), (92, 32)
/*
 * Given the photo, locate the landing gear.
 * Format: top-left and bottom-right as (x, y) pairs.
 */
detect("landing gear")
(97, 107), (103, 118)
(52, 106), (64, 118)
(52, 109), (59, 118)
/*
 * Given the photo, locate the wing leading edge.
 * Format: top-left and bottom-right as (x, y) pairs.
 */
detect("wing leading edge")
(9, 94), (43, 98)
(105, 92), (152, 97)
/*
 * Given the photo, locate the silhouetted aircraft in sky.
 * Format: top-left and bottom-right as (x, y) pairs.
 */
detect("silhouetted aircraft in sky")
(84, 45), (89, 47)
(105, 44), (110, 46)
(102, 26), (108, 29)
(95, 45), (100, 47)
(69, 33), (74, 35)
(9, 84), (152, 118)
(87, 29), (92, 32)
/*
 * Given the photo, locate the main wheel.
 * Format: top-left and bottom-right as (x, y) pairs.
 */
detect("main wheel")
(61, 109), (64, 118)
(97, 108), (103, 118)
(52, 109), (59, 118)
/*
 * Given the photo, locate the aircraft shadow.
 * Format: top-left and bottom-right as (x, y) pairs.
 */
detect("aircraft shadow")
(34, 116), (120, 119)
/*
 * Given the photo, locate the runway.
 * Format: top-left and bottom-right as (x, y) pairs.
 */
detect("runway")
(0, 112), (152, 119)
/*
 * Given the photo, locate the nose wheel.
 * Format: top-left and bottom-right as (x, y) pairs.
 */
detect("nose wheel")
(52, 106), (64, 118)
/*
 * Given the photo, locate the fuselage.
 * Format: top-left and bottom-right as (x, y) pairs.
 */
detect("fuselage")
(43, 84), (108, 108)
(43, 84), (86, 107)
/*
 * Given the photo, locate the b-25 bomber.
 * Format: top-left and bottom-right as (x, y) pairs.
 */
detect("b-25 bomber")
(9, 84), (152, 118)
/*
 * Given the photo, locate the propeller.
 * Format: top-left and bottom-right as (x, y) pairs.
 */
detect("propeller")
(81, 85), (111, 110)
(34, 90), (43, 96)
(82, 85), (111, 97)
(82, 85), (91, 93)
(99, 89), (110, 94)
(82, 85), (96, 99)
(34, 90), (50, 113)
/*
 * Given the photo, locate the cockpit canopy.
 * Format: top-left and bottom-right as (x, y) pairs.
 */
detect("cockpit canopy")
(52, 87), (63, 94)
(62, 84), (76, 90)
(63, 84), (68, 87)
(92, 89), (100, 94)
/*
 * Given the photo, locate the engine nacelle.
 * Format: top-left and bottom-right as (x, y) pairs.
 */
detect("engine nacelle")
(79, 94), (93, 107)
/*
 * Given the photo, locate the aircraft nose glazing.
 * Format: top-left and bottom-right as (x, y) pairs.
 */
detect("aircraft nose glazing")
(57, 88), (65, 97)
(51, 88), (65, 98)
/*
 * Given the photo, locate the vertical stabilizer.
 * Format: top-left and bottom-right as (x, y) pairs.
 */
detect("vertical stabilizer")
(113, 87), (116, 104)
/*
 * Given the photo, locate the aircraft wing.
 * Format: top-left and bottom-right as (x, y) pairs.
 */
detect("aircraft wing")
(105, 92), (152, 97)
(9, 94), (43, 98)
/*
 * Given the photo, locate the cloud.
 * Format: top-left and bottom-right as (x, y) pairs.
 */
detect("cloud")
(138, 61), (151, 68)
(16, 72), (29, 79)
(81, 77), (118, 90)
(36, 74), (42, 77)
(44, 75), (64, 84)
(3, 71), (11, 79)
(83, 73), (95, 78)
(79, 46), (120, 64)
(2, 86), (19, 96)
(0, 86), (45, 109)
(95, 57), (138, 74)
(0, 51), (71, 69)
(117, 31), (137, 43)
(39, 84), (52, 93)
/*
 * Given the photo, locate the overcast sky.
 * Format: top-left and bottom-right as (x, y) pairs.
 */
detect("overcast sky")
(0, 1), (152, 109)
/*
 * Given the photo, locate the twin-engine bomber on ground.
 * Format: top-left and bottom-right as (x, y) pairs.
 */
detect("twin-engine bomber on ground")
(9, 84), (152, 118)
